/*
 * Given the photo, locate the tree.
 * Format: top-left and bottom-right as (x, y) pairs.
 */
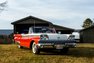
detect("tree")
(0, 1), (7, 13)
(82, 18), (93, 29)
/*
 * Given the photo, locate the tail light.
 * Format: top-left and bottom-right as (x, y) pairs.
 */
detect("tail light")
(40, 34), (49, 40)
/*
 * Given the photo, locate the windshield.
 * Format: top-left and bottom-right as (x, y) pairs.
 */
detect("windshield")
(33, 27), (56, 33)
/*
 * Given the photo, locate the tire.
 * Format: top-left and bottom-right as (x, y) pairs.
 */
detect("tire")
(60, 47), (69, 53)
(18, 45), (23, 49)
(32, 42), (40, 54)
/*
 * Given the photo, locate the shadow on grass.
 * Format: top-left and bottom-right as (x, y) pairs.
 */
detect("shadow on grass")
(67, 47), (94, 58)
(19, 46), (94, 58)
(38, 47), (94, 58)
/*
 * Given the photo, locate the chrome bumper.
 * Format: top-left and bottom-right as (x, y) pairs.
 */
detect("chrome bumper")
(38, 40), (76, 49)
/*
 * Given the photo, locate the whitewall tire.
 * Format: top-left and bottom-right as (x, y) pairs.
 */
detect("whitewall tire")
(32, 42), (40, 54)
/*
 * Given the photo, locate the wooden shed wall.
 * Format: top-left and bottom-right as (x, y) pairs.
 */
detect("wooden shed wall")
(80, 28), (94, 43)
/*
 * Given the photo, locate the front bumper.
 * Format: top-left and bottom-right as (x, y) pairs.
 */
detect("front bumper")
(38, 40), (76, 49)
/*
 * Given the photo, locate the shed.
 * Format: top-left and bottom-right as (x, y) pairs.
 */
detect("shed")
(80, 26), (94, 43)
(11, 16), (74, 34)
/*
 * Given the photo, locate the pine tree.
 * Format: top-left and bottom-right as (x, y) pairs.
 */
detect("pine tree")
(82, 18), (93, 29)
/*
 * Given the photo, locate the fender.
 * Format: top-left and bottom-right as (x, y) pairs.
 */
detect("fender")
(14, 34), (40, 48)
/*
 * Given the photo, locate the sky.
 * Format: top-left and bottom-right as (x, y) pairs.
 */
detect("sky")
(0, 0), (94, 29)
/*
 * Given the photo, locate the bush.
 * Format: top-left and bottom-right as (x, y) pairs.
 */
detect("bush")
(0, 35), (14, 44)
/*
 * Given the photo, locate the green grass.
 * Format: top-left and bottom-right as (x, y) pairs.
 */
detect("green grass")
(0, 43), (94, 63)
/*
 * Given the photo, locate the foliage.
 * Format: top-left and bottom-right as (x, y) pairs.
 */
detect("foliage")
(0, 35), (13, 44)
(0, 1), (7, 13)
(8, 33), (14, 39)
(82, 18), (93, 29)
(0, 44), (94, 63)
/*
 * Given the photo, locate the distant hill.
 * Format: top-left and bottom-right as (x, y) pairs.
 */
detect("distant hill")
(0, 29), (13, 35)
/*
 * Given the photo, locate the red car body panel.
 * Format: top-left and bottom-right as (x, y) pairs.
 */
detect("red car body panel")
(14, 34), (40, 48)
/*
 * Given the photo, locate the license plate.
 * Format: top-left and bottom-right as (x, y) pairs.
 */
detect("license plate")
(65, 43), (74, 45)
(43, 46), (53, 48)
(56, 45), (63, 49)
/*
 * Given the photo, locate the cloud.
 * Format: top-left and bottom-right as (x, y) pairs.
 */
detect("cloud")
(0, 0), (94, 29)
(0, 0), (6, 3)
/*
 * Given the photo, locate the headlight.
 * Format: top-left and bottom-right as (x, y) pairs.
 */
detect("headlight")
(40, 34), (49, 40)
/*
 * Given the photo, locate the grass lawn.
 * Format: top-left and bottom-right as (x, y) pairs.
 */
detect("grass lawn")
(0, 43), (94, 63)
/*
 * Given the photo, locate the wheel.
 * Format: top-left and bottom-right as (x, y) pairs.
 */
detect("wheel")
(60, 47), (69, 53)
(18, 45), (23, 49)
(32, 42), (40, 54)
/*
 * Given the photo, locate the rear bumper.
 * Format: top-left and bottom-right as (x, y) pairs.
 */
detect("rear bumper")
(38, 40), (76, 49)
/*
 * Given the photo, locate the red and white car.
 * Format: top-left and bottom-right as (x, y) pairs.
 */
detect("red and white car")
(14, 27), (76, 54)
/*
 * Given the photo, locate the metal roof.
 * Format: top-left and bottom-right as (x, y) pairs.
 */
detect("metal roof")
(11, 16), (52, 25)
(11, 15), (74, 31)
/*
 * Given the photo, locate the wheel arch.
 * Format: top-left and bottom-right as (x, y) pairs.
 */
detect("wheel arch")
(30, 40), (34, 49)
